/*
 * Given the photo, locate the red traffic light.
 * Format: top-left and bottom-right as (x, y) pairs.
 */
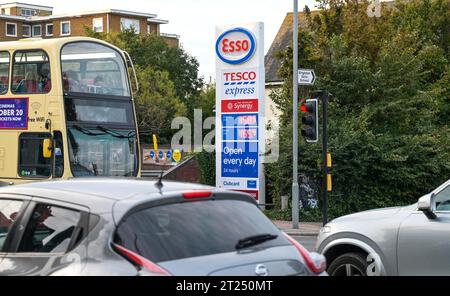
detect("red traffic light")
(300, 104), (307, 113)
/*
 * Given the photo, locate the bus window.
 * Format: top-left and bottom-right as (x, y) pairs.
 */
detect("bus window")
(12, 50), (51, 94)
(18, 133), (52, 178)
(61, 42), (130, 97)
(0, 51), (9, 94)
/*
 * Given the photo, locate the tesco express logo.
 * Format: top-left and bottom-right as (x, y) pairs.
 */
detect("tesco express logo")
(216, 28), (256, 65)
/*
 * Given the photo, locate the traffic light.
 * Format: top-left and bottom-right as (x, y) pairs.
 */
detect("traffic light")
(301, 98), (318, 143)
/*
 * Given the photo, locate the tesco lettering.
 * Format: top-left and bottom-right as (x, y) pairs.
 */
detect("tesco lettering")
(224, 71), (256, 82)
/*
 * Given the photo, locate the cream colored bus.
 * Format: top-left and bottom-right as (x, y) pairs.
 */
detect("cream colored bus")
(0, 37), (141, 186)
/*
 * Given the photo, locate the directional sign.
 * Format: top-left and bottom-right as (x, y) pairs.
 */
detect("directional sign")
(298, 69), (316, 86)
(173, 149), (182, 163)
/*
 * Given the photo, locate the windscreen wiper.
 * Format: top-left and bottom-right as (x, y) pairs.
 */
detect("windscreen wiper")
(73, 124), (103, 136)
(96, 126), (136, 139)
(235, 234), (278, 250)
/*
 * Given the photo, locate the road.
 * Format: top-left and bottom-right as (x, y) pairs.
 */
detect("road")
(291, 235), (318, 252)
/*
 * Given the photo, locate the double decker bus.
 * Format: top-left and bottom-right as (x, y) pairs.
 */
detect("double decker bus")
(0, 37), (140, 186)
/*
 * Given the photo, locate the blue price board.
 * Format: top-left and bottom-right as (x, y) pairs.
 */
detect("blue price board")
(221, 141), (258, 178)
(221, 113), (258, 128)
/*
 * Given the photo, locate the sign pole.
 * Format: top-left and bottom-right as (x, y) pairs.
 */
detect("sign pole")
(321, 91), (329, 226)
(292, 0), (299, 229)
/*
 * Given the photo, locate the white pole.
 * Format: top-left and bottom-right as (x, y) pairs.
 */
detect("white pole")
(292, 0), (300, 229)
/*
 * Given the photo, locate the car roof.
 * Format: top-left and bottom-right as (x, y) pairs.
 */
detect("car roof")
(0, 178), (215, 211)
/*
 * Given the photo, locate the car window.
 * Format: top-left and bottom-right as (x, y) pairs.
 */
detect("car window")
(114, 199), (288, 263)
(435, 186), (450, 211)
(18, 204), (80, 253)
(0, 199), (23, 251)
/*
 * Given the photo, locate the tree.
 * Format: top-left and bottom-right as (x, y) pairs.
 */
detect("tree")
(267, 0), (450, 219)
(134, 66), (187, 143)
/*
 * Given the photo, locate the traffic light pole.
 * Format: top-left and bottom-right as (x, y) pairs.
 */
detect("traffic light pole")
(292, 0), (299, 230)
(321, 91), (329, 226)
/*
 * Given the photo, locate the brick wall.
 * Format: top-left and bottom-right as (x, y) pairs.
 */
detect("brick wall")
(0, 19), (24, 40)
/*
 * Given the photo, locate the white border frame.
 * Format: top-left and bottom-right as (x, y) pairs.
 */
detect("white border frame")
(5, 22), (17, 37)
(22, 24), (31, 37)
(60, 21), (71, 36)
(45, 23), (53, 36)
(32, 24), (42, 37)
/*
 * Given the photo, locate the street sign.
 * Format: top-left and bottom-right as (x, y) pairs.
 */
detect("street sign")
(216, 23), (265, 205)
(158, 150), (165, 160)
(298, 69), (316, 86)
(173, 149), (182, 163)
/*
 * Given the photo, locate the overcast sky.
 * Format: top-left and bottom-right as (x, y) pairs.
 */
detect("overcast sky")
(23, 0), (318, 79)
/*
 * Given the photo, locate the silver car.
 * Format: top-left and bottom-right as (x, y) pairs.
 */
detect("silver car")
(316, 178), (450, 276)
(0, 178), (326, 276)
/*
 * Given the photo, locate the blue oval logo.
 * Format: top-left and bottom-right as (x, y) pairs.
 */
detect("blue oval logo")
(216, 28), (256, 65)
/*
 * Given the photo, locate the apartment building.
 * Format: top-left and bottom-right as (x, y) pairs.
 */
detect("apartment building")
(0, 2), (179, 46)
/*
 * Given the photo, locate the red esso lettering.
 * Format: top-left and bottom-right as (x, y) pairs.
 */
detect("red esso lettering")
(222, 38), (250, 53)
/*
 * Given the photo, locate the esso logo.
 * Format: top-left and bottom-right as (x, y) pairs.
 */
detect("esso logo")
(216, 28), (256, 65)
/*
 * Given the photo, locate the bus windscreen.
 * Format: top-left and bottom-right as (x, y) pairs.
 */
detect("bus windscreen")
(61, 42), (130, 97)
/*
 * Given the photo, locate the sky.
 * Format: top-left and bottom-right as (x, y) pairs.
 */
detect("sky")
(21, 0), (318, 79)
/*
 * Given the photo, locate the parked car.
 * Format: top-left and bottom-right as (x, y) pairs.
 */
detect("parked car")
(0, 178), (326, 276)
(316, 178), (450, 276)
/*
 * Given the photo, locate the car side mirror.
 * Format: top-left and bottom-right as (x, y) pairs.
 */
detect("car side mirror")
(42, 138), (53, 159)
(418, 194), (437, 220)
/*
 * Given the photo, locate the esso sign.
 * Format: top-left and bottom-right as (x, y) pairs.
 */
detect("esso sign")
(216, 28), (256, 65)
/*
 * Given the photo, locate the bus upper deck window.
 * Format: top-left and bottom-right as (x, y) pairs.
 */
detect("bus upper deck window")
(12, 50), (51, 94)
(0, 51), (10, 95)
(61, 42), (130, 97)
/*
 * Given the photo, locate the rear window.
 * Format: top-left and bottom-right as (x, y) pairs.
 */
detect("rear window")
(114, 199), (287, 263)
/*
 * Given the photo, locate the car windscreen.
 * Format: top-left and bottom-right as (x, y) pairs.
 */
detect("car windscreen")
(114, 199), (288, 263)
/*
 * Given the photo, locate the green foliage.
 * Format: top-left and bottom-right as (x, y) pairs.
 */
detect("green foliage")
(268, 0), (450, 219)
(134, 67), (187, 143)
(195, 151), (216, 186)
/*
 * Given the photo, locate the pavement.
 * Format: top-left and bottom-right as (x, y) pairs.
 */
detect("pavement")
(272, 220), (322, 236)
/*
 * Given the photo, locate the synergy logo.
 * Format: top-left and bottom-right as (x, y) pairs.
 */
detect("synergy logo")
(222, 70), (258, 99)
(216, 27), (256, 65)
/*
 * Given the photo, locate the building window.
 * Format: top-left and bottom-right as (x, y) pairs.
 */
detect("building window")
(32, 25), (41, 37)
(147, 24), (151, 34)
(22, 25), (31, 37)
(61, 21), (71, 36)
(46, 23), (53, 36)
(93, 17), (103, 33)
(21, 9), (36, 16)
(6, 22), (17, 37)
(120, 18), (140, 34)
